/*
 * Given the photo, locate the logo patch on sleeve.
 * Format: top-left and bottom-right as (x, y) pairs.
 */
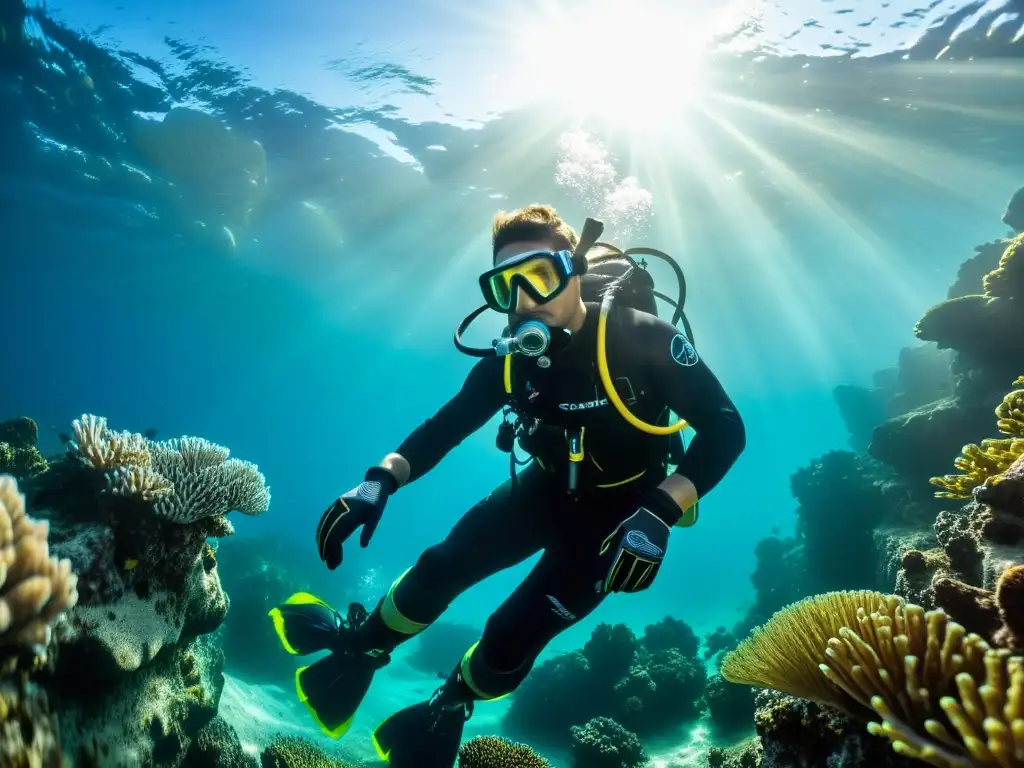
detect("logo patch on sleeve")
(670, 334), (699, 367)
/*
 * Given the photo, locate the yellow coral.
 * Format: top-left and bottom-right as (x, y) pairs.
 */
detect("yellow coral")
(930, 378), (1024, 499)
(983, 233), (1023, 299)
(0, 475), (78, 657)
(722, 590), (1024, 768)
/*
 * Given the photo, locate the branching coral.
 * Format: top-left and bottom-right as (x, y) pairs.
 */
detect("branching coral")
(930, 378), (1024, 500)
(983, 233), (1023, 299)
(0, 474), (78, 660)
(72, 414), (151, 470)
(68, 415), (271, 523)
(721, 589), (1024, 768)
(457, 735), (551, 767)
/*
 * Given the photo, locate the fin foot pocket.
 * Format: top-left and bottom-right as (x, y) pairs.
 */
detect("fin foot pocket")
(372, 701), (467, 768)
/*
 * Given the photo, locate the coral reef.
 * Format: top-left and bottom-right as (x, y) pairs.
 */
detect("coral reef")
(791, 450), (896, 590)
(705, 673), (755, 736)
(259, 734), (355, 767)
(13, 415), (271, 765)
(569, 717), (647, 768)
(722, 589), (1024, 767)
(0, 418), (48, 482)
(457, 735), (551, 767)
(0, 474), (80, 768)
(503, 618), (706, 748)
(929, 377), (1024, 500)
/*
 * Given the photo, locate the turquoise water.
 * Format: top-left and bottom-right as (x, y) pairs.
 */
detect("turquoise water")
(1, 0), (1022, 765)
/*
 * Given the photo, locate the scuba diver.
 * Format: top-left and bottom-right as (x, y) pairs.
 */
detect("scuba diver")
(270, 204), (746, 766)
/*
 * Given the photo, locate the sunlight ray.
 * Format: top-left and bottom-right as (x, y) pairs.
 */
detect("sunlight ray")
(647, 122), (842, 381)
(710, 92), (1011, 203)
(700, 105), (928, 314)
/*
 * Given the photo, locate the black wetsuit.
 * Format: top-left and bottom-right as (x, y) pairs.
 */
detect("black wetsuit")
(365, 302), (745, 694)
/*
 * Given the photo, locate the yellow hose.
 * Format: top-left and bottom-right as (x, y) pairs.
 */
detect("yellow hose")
(596, 291), (688, 436)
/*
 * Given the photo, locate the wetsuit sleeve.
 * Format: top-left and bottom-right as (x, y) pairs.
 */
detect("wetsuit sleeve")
(629, 311), (746, 499)
(394, 357), (507, 484)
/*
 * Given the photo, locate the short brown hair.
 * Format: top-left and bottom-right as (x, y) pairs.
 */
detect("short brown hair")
(491, 203), (579, 261)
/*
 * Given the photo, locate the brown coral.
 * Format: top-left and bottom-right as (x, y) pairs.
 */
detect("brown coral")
(0, 474), (78, 658)
(983, 232), (1023, 299)
(104, 465), (173, 502)
(721, 590), (1024, 768)
(458, 735), (552, 767)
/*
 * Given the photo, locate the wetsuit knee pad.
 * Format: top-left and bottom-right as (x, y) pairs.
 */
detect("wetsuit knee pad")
(380, 566), (453, 636)
(458, 641), (532, 701)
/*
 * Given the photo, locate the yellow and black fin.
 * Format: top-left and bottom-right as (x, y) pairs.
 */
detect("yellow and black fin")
(267, 592), (341, 656)
(295, 649), (381, 739)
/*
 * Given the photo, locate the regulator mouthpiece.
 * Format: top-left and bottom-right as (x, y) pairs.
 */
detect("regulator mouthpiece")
(494, 319), (551, 358)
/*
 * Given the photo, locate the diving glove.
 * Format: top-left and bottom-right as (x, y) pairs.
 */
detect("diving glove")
(599, 489), (681, 593)
(317, 466), (398, 570)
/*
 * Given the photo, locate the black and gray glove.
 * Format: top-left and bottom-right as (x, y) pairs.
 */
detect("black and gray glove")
(316, 466), (398, 570)
(599, 488), (681, 593)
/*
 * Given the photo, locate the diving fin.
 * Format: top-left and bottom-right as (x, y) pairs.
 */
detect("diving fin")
(268, 592), (344, 655)
(268, 595), (389, 738)
(372, 700), (468, 768)
(295, 645), (387, 738)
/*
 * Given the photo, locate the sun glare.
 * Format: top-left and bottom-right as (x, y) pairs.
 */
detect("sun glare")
(510, 0), (715, 131)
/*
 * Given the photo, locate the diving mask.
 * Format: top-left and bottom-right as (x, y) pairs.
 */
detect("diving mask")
(479, 249), (576, 313)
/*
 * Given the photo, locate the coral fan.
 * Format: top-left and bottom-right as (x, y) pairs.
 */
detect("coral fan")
(569, 717), (647, 768)
(722, 589), (1024, 768)
(457, 735), (551, 767)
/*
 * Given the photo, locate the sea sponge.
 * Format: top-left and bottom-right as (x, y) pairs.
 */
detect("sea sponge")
(983, 232), (1024, 299)
(0, 474), (78, 659)
(721, 589), (1024, 768)
(457, 735), (551, 767)
(930, 378), (1024, 499)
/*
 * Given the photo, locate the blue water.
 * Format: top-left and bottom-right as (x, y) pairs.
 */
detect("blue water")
(1, 0), (1023, 763)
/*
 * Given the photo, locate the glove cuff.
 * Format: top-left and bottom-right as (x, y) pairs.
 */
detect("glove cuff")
(365, 466), (399, 497)
(642, 488), (684, 527)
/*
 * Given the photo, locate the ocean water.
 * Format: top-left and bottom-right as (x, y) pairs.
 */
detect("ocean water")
(1, 0), (1022, 765)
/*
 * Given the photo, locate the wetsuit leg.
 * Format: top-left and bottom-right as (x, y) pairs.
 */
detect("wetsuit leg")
(355, 464), (559, 653)
(447, 507), (619, 700)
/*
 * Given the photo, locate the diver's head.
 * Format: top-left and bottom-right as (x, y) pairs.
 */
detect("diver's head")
(485, 204), (587, 332)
